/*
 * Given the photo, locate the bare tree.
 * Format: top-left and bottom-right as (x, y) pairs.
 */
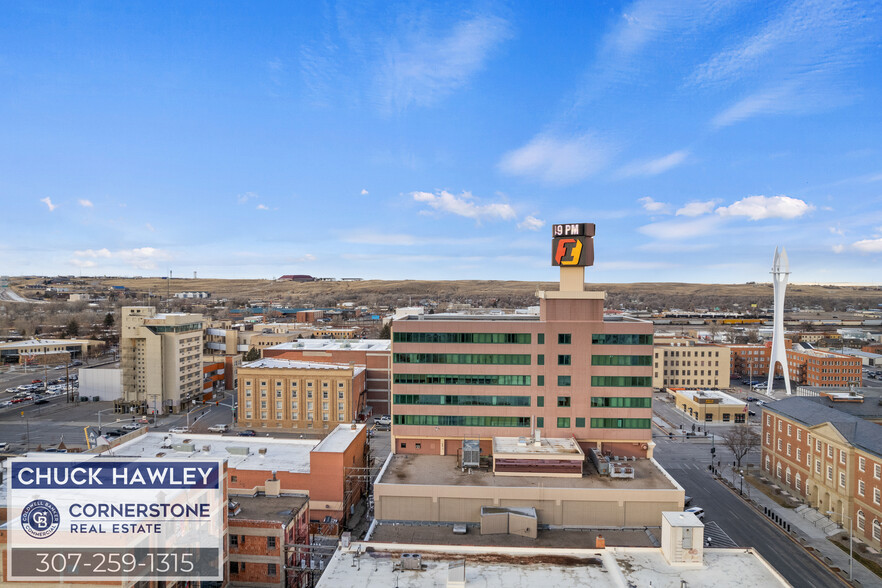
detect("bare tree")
(721, 426), (761, 468)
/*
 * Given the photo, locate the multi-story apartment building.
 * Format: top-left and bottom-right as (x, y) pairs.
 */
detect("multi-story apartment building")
(730, 341), (861, 386)
(651, 336), (731, 389)
(391, 223), (653, 458)
(237, 359), (366, 432)
(263, 339), (392, 413)
(763, 397), (882, 549)
(119, 306), (204, 414)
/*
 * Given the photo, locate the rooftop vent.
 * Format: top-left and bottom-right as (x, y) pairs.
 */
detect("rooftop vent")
(259, 447), (268, 455)
(462, 440), (480, 468)
(226, 446), (250, 455)
(400, 553), (422, 570)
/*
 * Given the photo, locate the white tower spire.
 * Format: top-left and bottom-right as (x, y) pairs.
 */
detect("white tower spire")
(768, 247), (792, 395)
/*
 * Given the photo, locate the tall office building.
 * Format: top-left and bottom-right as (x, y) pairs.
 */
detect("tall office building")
(391, 223), (654, 458)
(119, 306), (204, 415)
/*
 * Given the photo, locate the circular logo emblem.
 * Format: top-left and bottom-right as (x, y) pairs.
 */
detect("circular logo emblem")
(21, 499), (60, 539)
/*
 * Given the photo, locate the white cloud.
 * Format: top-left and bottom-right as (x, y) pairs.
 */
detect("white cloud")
(832, 244), (845, 253)
(617, 150), (688, 177)
(256, 204), (270, 211)
(145, 223), (156, 232)
(711, 83), (801, 128)
(40, 197), (57, 212)
(377, 13), (512, 112)
(237, 192), (258, 204)
(829, 225), (844, 236)
(517, 216), (545, 231)
(498, 133), (612, 185)
(361, 189), (369, 196)
(411, 190), (516, 222)
(78, 199), (93, 208)
(852, 238), (882, 253)
(676, 200), (718, 217)
(715, 195), (814, 220)
(638, 197), (671, 214)
(638, 216), (723, 240)
(70, 247), (171, 270)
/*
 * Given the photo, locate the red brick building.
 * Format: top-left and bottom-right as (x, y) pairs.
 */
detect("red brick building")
(730, 341), (861, 387)
(263, 339), (391, 415)
(762, 397), (882, 548)
(228, 494), (310, 588)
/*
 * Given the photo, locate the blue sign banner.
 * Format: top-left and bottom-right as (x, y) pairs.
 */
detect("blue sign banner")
(11, 461), (220, 490)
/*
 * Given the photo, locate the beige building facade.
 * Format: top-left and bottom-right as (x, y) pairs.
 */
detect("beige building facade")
(119, 306), (204, 414)
(669, 388), (748, 425)
(237, 358), (366, 432)
(652, 336), (730, 390)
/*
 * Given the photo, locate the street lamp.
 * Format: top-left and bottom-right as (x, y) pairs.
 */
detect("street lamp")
(826, 510), (853, 581)
(739, 469), (744, 495)
(97, 407), (115, 434)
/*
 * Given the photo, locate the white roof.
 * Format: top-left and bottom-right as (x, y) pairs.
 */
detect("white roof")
(492, 436), (584, 457)
(267, 339), (391, 352)
(673, 389), (746, 406)
(106, 427), (362, 473)
(663, 510), (703, 527)
(242, 358), (366, 377)
(318, 543), (789, 587)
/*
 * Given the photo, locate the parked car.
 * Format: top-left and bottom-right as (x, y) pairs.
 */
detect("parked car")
(207, 424), (229, 433)
(748, 410), (757, 416)
(376, 415), (392, 426)
(237, 429), (257, 437)
(31, 379), (42, 384)
(745, 396), (758, 402)
(684, 495), (693, 507)
(169, 426), (190, 434)
(122, 423), (142, 431)
(34, 398), (49, 405)
(685, 507), (705, 520)
(756, 400), (766, 406)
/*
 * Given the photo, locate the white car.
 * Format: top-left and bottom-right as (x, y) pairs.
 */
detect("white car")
(122, 423), (143, 431)
(685, 507), (705, 520)
(376, 415), (392, 426)
(169, 426), (190, 434)
(207, 424), (229, 433)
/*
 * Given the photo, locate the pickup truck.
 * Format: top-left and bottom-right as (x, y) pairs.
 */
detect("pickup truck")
(207, 424), (229, 433)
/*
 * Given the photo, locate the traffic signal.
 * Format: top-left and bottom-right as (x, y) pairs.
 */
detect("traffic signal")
(711, 447), (716, 455)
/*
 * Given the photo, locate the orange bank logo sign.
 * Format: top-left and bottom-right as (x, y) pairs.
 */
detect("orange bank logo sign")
(554, 238), (583, 265)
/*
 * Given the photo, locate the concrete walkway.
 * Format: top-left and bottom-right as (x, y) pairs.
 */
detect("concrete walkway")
(721, 469), (879, 587)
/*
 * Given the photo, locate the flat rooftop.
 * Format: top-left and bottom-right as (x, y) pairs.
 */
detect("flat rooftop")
(268, 339), (391, 351)
(671, 388), (746, 406)
(492, 436), (584, 457)
(107, 425), (364, 473)
(229, 494), (309, 524)
(242, 358), (366, 377)
(368, 523), (657, 549)
(318, 543), (788, 587)
(377, 454), (676, 490)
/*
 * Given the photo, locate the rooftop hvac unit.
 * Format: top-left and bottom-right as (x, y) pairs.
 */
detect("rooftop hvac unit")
(400, 553), (422, 570)
(462, 440), (480, 468)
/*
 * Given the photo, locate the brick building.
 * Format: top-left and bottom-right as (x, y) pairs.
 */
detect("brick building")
(390, 228), (654, 458)
(729, 341), (862, 387)
(228, 494), (310, 588)
(762, 397), (882, 549)
(263, 339), (392, 414)
(237, 359), (366, 432)
(651, 336), (731, 389)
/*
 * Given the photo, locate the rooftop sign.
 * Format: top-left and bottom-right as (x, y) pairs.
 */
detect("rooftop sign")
(551, 223), (595, 267)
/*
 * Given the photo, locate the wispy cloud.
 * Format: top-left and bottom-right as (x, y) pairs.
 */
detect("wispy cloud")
(617, 150), (689, 178)
(237, 192), (258, 204)
(78, 199), (93, 208)
(638, 216), (723, 240)
(498, 133), (613, 185)
(412, 190), (516, 222)
(376, 14), (512, 112)
(715, 195), (814, 220)
(638, 196), (671, 214)
(145, 223), (156, 232)
(698, 1), (877, 127)
(676, 200), (718, 217)
(71, 247), (171, 270)
(40, 197), (57, 212)
(517, 216), (545, 231)
(360, 188), (369, 196)
(256, 204), (270, 211)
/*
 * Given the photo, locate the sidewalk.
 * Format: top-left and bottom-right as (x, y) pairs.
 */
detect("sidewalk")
(720, 468), (879, 586)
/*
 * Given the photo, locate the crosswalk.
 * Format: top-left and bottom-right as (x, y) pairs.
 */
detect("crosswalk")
(703, 521), (739, 547)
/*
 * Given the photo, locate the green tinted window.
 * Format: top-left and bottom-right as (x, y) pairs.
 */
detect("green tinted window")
(536, 417), (544, 428)
(393, 353), (530, 365)
(393, 415), (530, 427)
(591, 376), (652, 387)
(558, 355), (571, 365)
(393, 394), (530, 406)
(537, 396), (544, 407)
(591, 355), (652, 366)
(537, 375), (545, 386)
(538, 334), (545, 344)
(393, 332), (531, 344)
(558, 376), (571, 386)
(575, 417), (585, 428)
(537, 354), (544, 366)
(557, 396), (570, 407)
(394, 374), (530, 386)
(590, 397), (652, 408)
(558, 334), (571, 344)
(590, 418), (651, 429)
(591, 334), (653, 345)
(557, 417), (570, 428)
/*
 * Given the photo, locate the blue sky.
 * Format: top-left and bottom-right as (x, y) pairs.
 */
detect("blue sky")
(2, 1), (882, 283)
